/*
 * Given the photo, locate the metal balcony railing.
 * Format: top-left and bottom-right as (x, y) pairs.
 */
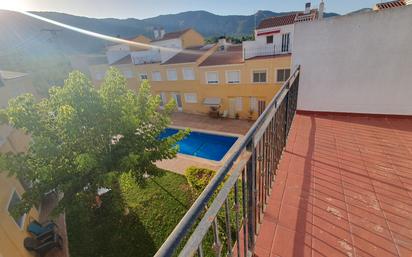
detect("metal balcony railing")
(155, 66), (301, 257)
(243, 45), (291, 60)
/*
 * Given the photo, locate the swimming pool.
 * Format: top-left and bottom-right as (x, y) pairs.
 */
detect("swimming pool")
(160, 128), (238, 161)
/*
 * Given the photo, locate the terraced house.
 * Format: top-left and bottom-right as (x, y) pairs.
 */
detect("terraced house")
(89, 2), (324, 120)
(0, 71), (39, 257)
(0, 71), (69, 257)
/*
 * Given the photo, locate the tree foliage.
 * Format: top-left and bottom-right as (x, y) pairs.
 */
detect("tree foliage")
(0, 68), (187, 215)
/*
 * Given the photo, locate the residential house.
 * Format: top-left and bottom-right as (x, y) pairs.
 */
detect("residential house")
(373, 0), (411, 10)
(0, 70), (39, 257)
(89, 3), (323, 120)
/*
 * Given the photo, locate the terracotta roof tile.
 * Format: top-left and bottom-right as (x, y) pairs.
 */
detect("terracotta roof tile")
(199, 45), (243, 67)
(151, 28), (191, 42)
(256, 14), (297, 29)
(375, 0), (406, 9)
(162, 46), (207, 65)
(257, 10), (318, 30)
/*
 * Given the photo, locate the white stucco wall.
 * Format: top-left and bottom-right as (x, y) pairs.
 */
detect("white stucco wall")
(152, 38), (182, 63)
(254, 24), (294, 51)
(292, 6), (412, 115)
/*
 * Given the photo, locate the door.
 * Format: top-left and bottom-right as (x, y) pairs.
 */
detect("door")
(228, 98), (236, 118)
(281, 33), (290, 52)
(172, 93), (183, 111)
(258, 100), (266, 116)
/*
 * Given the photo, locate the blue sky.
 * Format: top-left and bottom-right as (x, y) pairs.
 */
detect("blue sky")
(9, 0), (379, 18)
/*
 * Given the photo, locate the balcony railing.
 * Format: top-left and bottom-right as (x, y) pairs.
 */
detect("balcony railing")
(154, 65), (300, 257)
(131, 49), (161, 65)
(243, 45), (291, 60)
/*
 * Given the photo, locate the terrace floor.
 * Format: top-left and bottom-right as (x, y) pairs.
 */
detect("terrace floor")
(254, 112), (412, 257)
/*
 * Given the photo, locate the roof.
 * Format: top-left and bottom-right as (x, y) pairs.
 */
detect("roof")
(375, 0), (406, 10)
(294, 9), (318, 23)
(256, 10), (318, 30)
(106, 34), (150, 47)
(246, 53), (292, 61)
(161, 46), (208, 65)
(112, 55), (132, 65)
(151, 28), (191, 42)
(199, 45), (243, 67)
(257, 13), (297, 29)
(0, 70), (28, 80)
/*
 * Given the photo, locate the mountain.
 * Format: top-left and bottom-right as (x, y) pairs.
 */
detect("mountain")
(0, 9), (339, 56)
(0, 9), (340, 96)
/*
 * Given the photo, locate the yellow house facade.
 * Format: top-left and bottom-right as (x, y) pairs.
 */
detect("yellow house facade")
(0, 70), (39, 257)
(89, 31), (292, 120)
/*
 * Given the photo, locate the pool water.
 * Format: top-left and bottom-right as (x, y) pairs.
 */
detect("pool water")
(160, 128), (238, 161)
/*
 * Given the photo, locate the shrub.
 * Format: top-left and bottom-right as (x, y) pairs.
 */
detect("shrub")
(185, 166), (216, 195)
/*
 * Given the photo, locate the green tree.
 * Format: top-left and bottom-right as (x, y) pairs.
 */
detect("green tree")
(0, 67), (187, 215)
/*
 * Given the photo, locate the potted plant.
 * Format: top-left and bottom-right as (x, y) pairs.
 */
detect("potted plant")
(248, 109), (254, 121)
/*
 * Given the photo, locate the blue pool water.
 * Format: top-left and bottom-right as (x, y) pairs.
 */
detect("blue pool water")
(160, 128), (238, 161)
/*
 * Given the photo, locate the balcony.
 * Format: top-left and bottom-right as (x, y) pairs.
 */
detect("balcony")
(131, 49), (161, 65)
(243, 44), (291, 60)
(154, 65), (412, 257)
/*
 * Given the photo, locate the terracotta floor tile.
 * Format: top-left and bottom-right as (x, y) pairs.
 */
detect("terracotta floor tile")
(252, 113), (412, 257)
(271, 226), (312, 257)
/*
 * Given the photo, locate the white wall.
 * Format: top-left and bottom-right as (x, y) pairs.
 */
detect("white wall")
(254, 24), (294, 51)
(292, 6), (412, 115)
(244, 24), (294, 59)
(152, 38), (182, 63)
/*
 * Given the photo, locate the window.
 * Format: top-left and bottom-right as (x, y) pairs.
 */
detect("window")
(8, 190), (26, 229)
(152, 71), (162, 81)
(276, 69), (291, 82)
(206, 71), (219, 84)
(252, 70), (267, 83)
(123, 70), (133, 78)
(167, 69), (178, 81)
(159, 92), (167, 107)
(266, 35), (274, 44)
(281, 33), (290, 52)
(182, 68), (195, 80)
(235, 97), (243, 112)
(250, 97), (258, 112)
(226, 71), (240, 84)
(184, 93), (198, 103)
(139, 72), (148, 80)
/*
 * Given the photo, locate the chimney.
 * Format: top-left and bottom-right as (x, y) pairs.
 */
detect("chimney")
(160, 28), (166, 39)
(153, 27), (160, 40)
(304, 2), (311, 14)
(217, 36), (227, 51)
(318, 0), (324, 19)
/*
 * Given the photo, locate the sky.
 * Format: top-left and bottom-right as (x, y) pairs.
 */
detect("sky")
(1, 0), (380, 19)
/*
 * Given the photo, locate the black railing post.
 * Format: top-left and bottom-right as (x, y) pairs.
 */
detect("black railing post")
(246, 141), (256, 254)
(284, 84), (290, 143)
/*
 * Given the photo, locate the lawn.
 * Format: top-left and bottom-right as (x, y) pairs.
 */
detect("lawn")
(66, 170), (195, 257)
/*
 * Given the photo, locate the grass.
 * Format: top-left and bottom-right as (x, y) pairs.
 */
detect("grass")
(66, 169), (195, 257)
